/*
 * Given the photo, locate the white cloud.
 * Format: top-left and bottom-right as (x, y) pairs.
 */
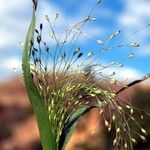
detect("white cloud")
(115, 67), (142, 81)
(102, 66), (142, 81)
(0, 57), (22, 80)
(0, 0), (103, 49)
(0, 0), (32, 49)
(119, 0), (150, 29)
(0, 0), (104, 79)
(118, 0), (150, 56)
(0, 0), (31, 79)
(1, 57), (21, 71)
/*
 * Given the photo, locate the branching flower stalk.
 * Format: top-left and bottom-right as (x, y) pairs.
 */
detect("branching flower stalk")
(22, 0), (150, 150)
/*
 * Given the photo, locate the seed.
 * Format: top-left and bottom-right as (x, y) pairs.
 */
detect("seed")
(141, 128), (147, 135)
(110, 72), (115, 76)
(35, 29), (39, 34)
(118, 64), (124, 67)
(126, 105), (131, 109)
(45, 15), (49, 21)
(97, 0), (102, 4)
(48, 106), (51, 112)
(108, 126), (111, 132)
(97, 40), (104, 45)
(109, 34), (115, 40)
(54, 13), (58, 19)
(117, 106), (122, 111)
(88, 52), (93, 58)
(104, 120), (109, 127)
(84, 16), (90, 21)
(109, 31), (121, 40)
(32, 50), (35, 57)
(110, 61), (116, 65)
(130, 108), (134, 115)
(40, 23), (43, 30)
(112, 115), (116, 121)
(62, 40), (66, 44)
(124, 143), (127, 149)
(114, 30), (121, 35)
(33, 47), (38, 51)
(77, 52), (83, 59)
(116, 127), (120, 133)
(141, 115), (144, 120)
(110, 78), (117, 85)
(128, 53), (134, 59)
(99, 109), (103, 114)
(140, 135), (146, 141)
(46, 47), (49, 52)
(131, 138), (137, 143)
(90, 93), (96, 97)
(85, 101), (90, 105)
(113, 138), (117, 145)
(37, 35), (41, 43)
(95, 90), (102, 94)
(130, 43), (140, 47)
(74, 101), (79, 105)
(73, 47), (80, 55)
(91, 17), (96, 21)
(110, 93), (116, 98)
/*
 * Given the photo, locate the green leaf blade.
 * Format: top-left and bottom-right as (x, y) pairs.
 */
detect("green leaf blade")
(22, 9), (56, 150)
(58, 106), (96, 150)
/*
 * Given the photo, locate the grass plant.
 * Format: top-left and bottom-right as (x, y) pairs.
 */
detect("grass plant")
(22, 0), (150, 149)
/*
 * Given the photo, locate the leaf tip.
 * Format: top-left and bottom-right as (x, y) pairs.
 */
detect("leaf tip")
(32, 0), (38, 11)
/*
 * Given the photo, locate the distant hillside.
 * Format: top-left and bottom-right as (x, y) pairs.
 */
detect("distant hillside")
(0, 77), (150, 150)
(0, 77), (40, 150)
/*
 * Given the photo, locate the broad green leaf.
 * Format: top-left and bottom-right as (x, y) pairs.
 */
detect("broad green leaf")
(22, 7), (56, 150)
(58, 106), (96, 150)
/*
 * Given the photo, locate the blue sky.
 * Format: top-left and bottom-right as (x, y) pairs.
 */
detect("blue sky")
(0, 0), (150, 82)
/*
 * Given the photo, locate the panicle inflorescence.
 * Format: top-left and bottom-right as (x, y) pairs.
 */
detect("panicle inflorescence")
(29, 0), (150, 149)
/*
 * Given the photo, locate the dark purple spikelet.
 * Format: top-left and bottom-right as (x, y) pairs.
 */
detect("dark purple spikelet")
(32, 0), (38, 10)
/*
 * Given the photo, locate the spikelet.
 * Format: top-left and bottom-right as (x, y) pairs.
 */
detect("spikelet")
(140, 135), (146, 141)
(131, 138), (137, 143)
(130, 43), (140, 47)
(124, 143), (128, 149)
(128, 53), (135, 59)
(141, 128), (147, 135)
(104, 120), (109, 127)
(116, 127), (121, 133)
(113, 138), (117, 146)
(112, 115), (116, 121)
(130, 108), (134, 115)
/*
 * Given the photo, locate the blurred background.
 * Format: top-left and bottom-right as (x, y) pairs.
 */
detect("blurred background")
(0, 0), (150, 149)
